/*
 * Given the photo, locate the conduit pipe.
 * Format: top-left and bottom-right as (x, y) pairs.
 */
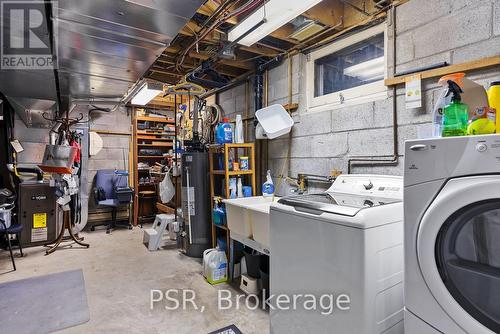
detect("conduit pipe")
(347, 5), (399, 173)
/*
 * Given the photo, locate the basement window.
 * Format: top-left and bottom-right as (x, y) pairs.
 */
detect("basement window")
(306, 24), (387, 109)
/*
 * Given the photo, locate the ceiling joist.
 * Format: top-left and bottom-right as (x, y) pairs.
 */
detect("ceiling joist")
(145, 0), (393, 87)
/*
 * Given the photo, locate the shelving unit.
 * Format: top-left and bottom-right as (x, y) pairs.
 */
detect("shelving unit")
(132, 112), (178, 226)
(208, 143), (256, 258)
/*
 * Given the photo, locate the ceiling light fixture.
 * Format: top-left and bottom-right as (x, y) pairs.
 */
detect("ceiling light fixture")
(129, 81), (163, 106)
(228, 0), (323, 47)
(343, 57), (384, 80)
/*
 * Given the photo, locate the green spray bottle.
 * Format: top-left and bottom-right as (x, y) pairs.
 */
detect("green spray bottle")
(442, 80), (468, 137)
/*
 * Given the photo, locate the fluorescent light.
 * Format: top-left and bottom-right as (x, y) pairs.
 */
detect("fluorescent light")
(343, 57), (384, 80)
(228, 0), (323, 46)
(130, 81), (163, 105)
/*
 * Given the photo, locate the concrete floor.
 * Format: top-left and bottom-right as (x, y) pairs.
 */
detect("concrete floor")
(0, 227), (269, 334)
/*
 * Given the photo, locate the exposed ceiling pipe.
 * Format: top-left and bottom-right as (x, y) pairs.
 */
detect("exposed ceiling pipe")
(176, 0), (264, 69)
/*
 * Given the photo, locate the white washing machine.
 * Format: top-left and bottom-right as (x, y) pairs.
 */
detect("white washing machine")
(404, 135), (500, 334)
(270, 174), (404, 334)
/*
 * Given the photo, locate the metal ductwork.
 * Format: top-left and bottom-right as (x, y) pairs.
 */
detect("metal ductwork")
(0, 0), (205, 115)
(6, 97), (57, 128)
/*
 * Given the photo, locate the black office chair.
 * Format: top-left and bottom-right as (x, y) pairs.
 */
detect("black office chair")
(0, 189), (23, 271)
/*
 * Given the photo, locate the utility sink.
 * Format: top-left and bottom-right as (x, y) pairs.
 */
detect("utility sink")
(223, 196), (279, 249)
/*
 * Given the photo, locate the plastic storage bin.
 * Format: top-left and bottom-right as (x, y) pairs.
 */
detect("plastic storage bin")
(255, 104), (294, 139)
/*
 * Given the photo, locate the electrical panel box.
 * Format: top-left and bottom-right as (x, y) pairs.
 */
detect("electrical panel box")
(18, 182), (60, 247)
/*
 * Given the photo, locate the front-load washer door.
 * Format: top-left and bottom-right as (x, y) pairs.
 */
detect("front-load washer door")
(417, 175), (500, 334)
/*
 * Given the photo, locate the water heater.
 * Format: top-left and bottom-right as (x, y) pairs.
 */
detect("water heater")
(180, 152), (211, 258)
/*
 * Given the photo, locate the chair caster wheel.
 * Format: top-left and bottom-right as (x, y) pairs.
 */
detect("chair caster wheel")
(128, 226), (133, 230)
(106, 229), (110, 234)
(90, 226), (95, 231)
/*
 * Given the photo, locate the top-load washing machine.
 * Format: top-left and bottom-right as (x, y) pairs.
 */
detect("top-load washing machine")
(404, 135), (500, 334)
(270, 174), (404, 334)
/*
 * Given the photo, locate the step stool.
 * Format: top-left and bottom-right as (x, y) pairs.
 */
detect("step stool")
(143, 214), (174, 251)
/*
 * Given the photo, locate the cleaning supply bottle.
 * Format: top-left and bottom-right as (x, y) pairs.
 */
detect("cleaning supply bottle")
(213, 197), (225, 226)
(488, 81), (500, 133)
(262, 170), (275, 199)
(442, 80), (468, 137)
(433, 80), (452, 137)
(235, 114), (244, 143)
(215, 118), (233, 144)
(237, 177), (244, 198)
(229, 178), (237, 199)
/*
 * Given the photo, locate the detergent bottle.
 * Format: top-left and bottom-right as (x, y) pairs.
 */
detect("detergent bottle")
(488, 81), (500, 133)
(204, 248), (228, 285)
(442, 80), (468, 137)
(262, 170), (275, 199)
(215, 118), (233, 144)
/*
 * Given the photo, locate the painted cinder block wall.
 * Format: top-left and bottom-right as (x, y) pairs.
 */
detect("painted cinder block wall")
(14, 105), (131, 211)
(217, 0), (500, 195)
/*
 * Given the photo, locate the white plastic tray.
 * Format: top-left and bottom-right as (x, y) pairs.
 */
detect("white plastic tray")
(255, 104), (294, 139)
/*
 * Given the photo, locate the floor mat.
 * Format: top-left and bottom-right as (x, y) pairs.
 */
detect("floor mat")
(0, 269), (90, 334)
(209, 324), (243, 334)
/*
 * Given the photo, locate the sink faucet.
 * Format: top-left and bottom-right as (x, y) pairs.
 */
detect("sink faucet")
(286, 175), (307, 194)
(286, 173), (336, 195)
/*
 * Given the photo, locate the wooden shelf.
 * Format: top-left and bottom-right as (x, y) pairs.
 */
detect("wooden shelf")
(212, 170), (253, 175)
(213, 223), (228, 231)
(137, 130), (175, 135)
(133, 107), (180, 227)
(385, 55), (500, 86)
(137, 143), (173, 147)
(209, 143), (256, 260)
(136, 116), (175, 123)
(210, 143), (255, 149)
(136, 136), (173, 141)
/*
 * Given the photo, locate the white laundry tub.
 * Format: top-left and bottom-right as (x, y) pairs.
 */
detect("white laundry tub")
(223, 196), (277, 240)
(248, 203), (273, 249)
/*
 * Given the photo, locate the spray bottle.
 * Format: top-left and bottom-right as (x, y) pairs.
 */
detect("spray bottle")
(442, 80), (468, 137)
(262, 170), (275, 199)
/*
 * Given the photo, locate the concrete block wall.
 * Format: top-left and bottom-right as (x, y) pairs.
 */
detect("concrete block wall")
(216, 0), (500, 196)
(83, 106), (131, 211)
(13, 104), (131, 211)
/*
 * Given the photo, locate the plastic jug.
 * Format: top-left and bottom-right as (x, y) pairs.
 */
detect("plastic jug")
(488, 81), (500, 133)
(204, 248), (228, 285)
(215, 118), (233, 144)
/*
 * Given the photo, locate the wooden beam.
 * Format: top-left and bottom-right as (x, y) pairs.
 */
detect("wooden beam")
(188, 51), (254, 70)
(239, 45), (279, 57)
(342, 0), (378, 27)
(156, 58), (242, 78)
(146, 72), (179, 85)
(302, 0), (344, 28)
(150, 68), (183, 78)
(385, 56), (500, 86)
